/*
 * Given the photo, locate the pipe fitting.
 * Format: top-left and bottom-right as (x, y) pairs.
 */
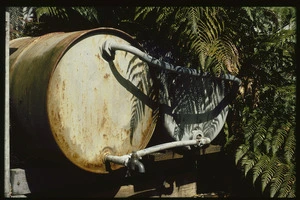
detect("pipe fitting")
(129, 151), (145, 173)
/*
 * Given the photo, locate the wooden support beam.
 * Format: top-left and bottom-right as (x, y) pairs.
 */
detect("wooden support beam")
(8, 144), (222, 197)
(147, 144), (222, 161)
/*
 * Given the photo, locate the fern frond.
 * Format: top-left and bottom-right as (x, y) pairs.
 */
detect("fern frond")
(252, 154), (270, 184)
(243, 117), (258, 141)
(134, 7), (156, 20)
(241, 151), (260, 176)
(269, 163), (287, 197)
(36, 7), (68, 21)
(278, 163), (296, 197)
(235, 143), (250, 164)
(261, 156), (279, 192)
(284, 127), (295, 163)
(155, 7), (176, 26)
(264, 131), (272, 154)
(272, 127), (287, 155)
(71, 7), (99, 24)
(188, 7), (200, 34)
(253, 126), (266, 151)
(203, 11), (220, 40)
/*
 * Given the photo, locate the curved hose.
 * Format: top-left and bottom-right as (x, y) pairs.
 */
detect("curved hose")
(101, 39), (242, 86)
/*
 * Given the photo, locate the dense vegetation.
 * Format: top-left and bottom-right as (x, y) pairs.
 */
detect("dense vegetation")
(8, 6), (296, 197)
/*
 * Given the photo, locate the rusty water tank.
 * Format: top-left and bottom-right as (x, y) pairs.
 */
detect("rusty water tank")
(9, 28), (158, 173)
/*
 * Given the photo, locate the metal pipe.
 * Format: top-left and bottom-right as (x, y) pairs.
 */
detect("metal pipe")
(101, 39), (242, 86)
(104, 154), (130, 166)
(136, 138), (210, 158)
(132, 159), (145, 173)
(5, 12), (11, 198)
(129, 152), (145, 173)
(104, 137), (211, 172)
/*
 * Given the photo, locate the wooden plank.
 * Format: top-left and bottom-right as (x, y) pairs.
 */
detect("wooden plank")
(200, 144), (222, 155)
(114, 158), (199, 197)
(114, 182), (197, 198)
(147, 144), (222, 161)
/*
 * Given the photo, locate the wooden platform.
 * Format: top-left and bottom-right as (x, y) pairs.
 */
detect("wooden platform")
(9, 144), (223, 198)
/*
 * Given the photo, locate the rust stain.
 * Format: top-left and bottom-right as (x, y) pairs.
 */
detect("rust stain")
(125, 129), (130, 136)
(62, 80), (66, 90)
(100, 102), (108, 129)
(103, 73), (110, 79)
(101, 116), (107, 128)
(57, 112), (61, 122)
(95, 53), (101, 60)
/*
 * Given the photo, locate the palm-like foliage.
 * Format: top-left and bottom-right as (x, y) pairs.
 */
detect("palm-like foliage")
(236, 86), (296, 197)
(135, 6), (296, 198)
(233, 7), (296, 198)
(134, 7), (240, 75)
(35, 7), (99, 24)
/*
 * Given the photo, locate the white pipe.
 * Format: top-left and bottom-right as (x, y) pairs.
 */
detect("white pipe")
(101, 39), (242, 86)
(105, 154), (130, 166)
(104, 137), (211, 170)
(136, 139), (200, 158)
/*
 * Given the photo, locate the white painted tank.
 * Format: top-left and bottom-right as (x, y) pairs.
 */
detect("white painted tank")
(9, 28), (158, 173)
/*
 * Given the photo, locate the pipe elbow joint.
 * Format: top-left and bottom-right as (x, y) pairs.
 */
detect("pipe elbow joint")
(129, 152), (145, 173)
(133, 159), (145, 173)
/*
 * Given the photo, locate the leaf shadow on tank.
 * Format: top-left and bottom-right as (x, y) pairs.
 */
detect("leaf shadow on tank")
(126, 55), (159, 145)
(107, 58), (239, 145)
(107, 58), (160, 146)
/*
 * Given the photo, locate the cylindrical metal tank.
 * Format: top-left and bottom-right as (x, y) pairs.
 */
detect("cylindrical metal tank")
(9, 28), (158, 174)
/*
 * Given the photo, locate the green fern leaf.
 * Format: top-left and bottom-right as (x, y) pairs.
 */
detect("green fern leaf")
(134, 7), (155, 20)
(272, 128), (287, 155)
(235, 144), (250, 164)
(261, 156), (279, 192)
(188, 7), (200, 34)
(252, 154), (270, 184)
(264, 131), (272, 154)
(270, 163), (287, 197)
(253, 127), (266, 151)
(284, 125), (295, 163)
(278, 163), (296, 197)
(241, 152), (260, 176)
(36, 7), (68, 21)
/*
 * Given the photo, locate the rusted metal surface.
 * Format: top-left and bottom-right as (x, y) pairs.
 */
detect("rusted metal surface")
(10, 28), (158, 173)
